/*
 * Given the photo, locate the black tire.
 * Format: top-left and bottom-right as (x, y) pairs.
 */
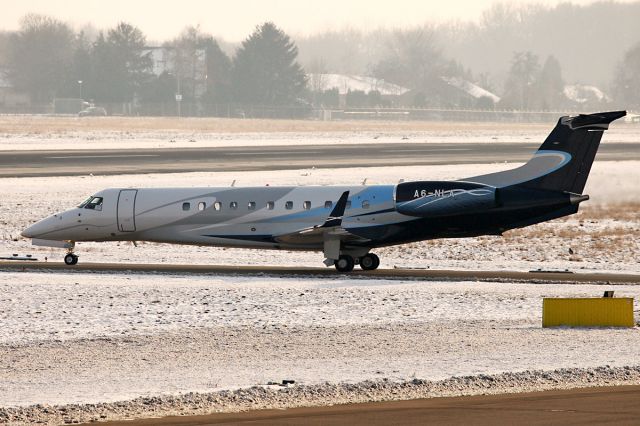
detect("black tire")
(64, 253), (78, 265)
(360, 253), (380, 271)
(335, 255), (355, 272)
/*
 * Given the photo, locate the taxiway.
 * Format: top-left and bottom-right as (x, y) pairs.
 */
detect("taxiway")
(1, 261), (638, 284)
(2, 142), (640, 177)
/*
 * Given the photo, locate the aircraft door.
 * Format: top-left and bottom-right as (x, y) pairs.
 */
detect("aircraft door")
(117, 189), (138, 232)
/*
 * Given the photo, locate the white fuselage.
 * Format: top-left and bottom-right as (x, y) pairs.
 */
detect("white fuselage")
(23, 185), (410, 251)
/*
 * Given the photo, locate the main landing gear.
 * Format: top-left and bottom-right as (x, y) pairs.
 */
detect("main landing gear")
(334, 253), (380, 272)
(359, 253), (380, 271)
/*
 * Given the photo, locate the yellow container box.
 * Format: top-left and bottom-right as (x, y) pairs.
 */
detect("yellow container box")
(542, 298), (635, 328)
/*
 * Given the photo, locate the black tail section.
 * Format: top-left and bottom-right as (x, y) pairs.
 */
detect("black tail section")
(465, 111), (626, 194)
(522, 110), (626, 193)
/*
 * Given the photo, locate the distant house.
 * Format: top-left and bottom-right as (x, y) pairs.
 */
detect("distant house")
(440, 77), (501, 105)
(563, 84), (610, 106)
(142, 46), (174, 76)
(142, 46), (208, 100)
(308, 73), (501, 109)
(309, 73), (410, 96)
(308, 73), (410, 107)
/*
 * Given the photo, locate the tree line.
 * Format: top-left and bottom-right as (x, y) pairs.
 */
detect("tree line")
(296, 1), (640, 110)
(0, 15), (306, 109)
(1, 4), (640, 113)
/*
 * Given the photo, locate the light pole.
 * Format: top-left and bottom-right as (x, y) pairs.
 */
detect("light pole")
(78, 80), (83, 100)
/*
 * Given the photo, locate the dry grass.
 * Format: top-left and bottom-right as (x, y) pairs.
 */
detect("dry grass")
(578, 202), (640, 221)
(0, 115), (552, 134)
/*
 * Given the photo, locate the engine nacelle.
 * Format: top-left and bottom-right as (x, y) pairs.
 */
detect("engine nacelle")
(395, 181), (496, 217)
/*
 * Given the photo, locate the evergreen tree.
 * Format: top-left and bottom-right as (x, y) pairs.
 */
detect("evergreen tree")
(203, 39), (232, 104)
(536, 55), (565, 110)
(89, 22), (151, 103)
(500, 51), (540, 110)
(57, 30), (92, 99)
(231, 22), (306, 105)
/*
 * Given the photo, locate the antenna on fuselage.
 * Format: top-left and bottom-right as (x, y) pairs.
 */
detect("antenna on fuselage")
(231, 180), (236, 187)
(362, 178), (368, 185)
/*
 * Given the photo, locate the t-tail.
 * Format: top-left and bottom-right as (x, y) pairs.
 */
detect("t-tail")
(467, 110), (626, 194)
(395, 111), (625, 225)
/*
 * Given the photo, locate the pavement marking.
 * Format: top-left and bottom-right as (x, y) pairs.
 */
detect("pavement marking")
(46, 154), (160, 159)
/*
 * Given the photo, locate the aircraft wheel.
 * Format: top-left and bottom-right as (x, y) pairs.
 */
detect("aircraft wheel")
(360, 253), (380, 271)
(335, 255), (354, 272)
(360, 253), (380, 270)
(64, 253), (78, 265)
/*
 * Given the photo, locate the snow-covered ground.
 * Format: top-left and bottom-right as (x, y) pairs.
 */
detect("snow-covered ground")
(1, 154), (639, 424)
(1, 273), (639, 409)
(0, 126), (637, 151)
(2, 161), (638, 273)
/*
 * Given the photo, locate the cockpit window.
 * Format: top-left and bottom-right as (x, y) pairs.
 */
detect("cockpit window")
(78, 197), (92, 208)
(79, 196), (103, 211)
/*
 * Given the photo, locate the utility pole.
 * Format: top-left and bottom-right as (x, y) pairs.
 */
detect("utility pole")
(176, 76), (182, 117)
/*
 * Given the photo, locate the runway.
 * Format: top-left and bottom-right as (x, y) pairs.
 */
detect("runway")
(1, 261), (638, 284)
(2, 141), (639, 177)
(98, 385), (640, 426)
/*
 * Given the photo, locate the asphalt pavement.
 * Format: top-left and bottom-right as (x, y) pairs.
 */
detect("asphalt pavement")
(2, 261), (638, 284)
(2, 142), (639, 177)
(96, 385), (640, 426)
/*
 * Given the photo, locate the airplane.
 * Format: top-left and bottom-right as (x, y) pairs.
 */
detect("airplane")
(22, 110), (626, 272)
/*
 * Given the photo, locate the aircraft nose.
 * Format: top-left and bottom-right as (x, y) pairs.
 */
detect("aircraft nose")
(21, 226), (34, 238)
(22, 216), (60, 238)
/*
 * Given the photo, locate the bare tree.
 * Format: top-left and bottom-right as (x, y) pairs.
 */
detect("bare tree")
(373, 27), (444, 91)
(6, 14), (75, 102)
(307, 57), (328, 93)
(613, 42), (640, 109)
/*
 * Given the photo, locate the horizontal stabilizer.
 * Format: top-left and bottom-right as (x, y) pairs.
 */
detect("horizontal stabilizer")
(464, 110), (626, 194)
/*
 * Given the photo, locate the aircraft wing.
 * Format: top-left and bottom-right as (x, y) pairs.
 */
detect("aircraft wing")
(273, 224), (368, 245)
(272, 191), (370, 246)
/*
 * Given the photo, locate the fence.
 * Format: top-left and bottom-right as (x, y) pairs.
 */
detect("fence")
(0, 102), (629, 123)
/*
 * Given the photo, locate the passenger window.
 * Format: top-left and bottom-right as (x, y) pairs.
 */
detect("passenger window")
(248, 201), (256, 210)
(267, 201), (275, 210)
(362, 200), (370, 209)
(285, 201), (293, 210)
(324, 201), (333, 209)
(346, 201), (352, 209)
(303, 201), (311, 210)
(230, 201), (238, 210)
(182, 202), (191, 211)
(213, 201), (222, 211)
(198, 202), (206, 211)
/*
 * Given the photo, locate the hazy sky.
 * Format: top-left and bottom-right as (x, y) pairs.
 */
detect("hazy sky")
(0, 0), (633, 42)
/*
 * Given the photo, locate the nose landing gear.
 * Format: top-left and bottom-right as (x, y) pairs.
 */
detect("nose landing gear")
(64, 242), (78, 265)
(64, 253), (79, 265)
